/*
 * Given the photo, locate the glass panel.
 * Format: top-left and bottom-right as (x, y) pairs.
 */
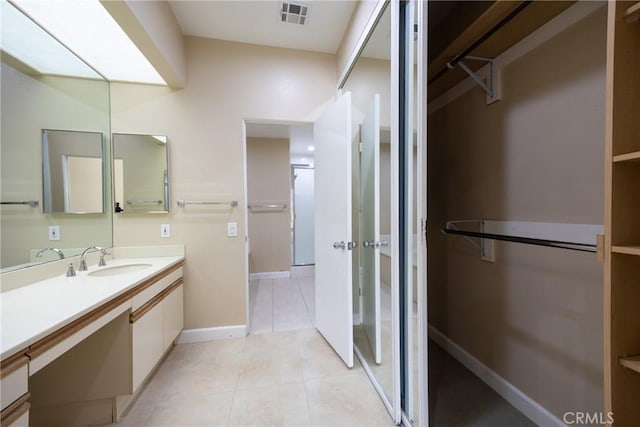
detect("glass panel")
(293, 167), (315, 265)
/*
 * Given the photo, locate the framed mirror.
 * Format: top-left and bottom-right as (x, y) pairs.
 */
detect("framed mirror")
(42, 129), (105, 214)
(1, 1), (111, 272)
(112, 133), (169, 213)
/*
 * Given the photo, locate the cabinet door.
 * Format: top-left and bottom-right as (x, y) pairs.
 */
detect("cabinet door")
(131, 302), (163, 391)
(163, 284), (184, 351)
(0, 359), (28, 411)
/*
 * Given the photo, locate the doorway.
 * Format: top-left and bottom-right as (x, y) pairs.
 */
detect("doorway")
(244, 121), (316, 334)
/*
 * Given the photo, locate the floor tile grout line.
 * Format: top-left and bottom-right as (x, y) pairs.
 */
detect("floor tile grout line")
(296, 275), (313, 324)
(269, 278), (274, 333)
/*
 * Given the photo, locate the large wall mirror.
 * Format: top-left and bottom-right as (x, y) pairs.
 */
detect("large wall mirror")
(342, 2), (421, 424)
(340, 0), (395, 417)
(112, 133), (169, 214)
(0, 1), (112, 272)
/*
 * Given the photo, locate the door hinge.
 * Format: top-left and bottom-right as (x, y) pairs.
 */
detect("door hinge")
(359, 142), (363, 153)
(422, 218), (427, 241)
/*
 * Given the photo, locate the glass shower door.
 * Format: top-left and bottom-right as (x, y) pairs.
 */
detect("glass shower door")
(292, 166), (314, 265)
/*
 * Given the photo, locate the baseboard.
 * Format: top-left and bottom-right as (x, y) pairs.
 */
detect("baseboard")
(176, 325), (246, 344)
(428, 325), (564, 427)
(249, 271), (291, 280)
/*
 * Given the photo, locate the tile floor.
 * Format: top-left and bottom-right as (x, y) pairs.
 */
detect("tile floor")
(115, 266), (393, 426)
(115, 266), (533, 426)
(249, 266), (316, 334)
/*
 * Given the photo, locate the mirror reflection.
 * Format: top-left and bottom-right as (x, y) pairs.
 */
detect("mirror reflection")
(342, 0), (393, 406)
(42, 129), (104, 214)
(112, 133), (169, 213)
(0, 1), (111, 272)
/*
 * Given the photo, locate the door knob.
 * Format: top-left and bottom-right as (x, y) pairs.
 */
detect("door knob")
(375, 240), (388, 248)
(333, 241), (346, 249)
(363, 240), (374, 248)
(348, 241), (358, 250)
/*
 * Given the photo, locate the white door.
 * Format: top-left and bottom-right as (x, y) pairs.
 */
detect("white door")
(314, 91), (354, 368)
(361, 94), (382, 364)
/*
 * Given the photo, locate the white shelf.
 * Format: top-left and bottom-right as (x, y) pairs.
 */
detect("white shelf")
(613, 150), (640, 163)
(625, 2), (640, 22)
(620, 356), (640, 374)
(612, 246), (640, 256)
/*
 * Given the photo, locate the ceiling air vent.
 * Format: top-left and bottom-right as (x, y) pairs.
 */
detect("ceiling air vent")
(280, 2), (310, 25)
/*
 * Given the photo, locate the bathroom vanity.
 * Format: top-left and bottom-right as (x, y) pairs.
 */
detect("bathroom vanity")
(0, 246), (185, 426)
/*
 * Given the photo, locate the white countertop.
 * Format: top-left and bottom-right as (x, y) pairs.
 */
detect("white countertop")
(0, 255), (183, 361)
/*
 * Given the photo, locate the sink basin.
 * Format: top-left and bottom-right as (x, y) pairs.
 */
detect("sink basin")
(88, 263), (152, 277)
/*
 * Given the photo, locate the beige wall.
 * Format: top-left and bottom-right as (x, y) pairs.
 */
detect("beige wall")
(247, 137), (291, 273)
(427, 8), (606, 419)
(337, 0), (383, 86)
(0, 63), (111, 268)
(110, 37), (336, 329)
(343, 57), (391, 129)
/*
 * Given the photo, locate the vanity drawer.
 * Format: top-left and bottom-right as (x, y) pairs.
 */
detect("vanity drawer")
(0, 356), (28, 411)
(0, 392), (29, 427)
(131, 300), (164, 391)
(131, 266), (182, 311)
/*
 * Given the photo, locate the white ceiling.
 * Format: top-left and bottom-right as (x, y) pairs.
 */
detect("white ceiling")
(168, 0), (357, 54)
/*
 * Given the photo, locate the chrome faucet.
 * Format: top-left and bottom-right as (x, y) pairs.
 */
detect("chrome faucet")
(35, 247), (65, 259)
(79, 246), (108, 271)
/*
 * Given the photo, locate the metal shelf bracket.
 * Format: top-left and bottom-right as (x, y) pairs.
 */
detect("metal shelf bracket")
(448, 56), (501, 104)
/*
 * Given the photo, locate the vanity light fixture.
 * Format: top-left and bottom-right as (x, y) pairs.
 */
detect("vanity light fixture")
(9, 0), (165, 85)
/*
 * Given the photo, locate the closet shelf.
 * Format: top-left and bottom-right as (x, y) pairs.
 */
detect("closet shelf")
(625, 2), (640, 22)
(620, 356), (640, 374)
(612, 246), (640, 256)
(427, 1), (575, 102)
(613, 150), (640, 163)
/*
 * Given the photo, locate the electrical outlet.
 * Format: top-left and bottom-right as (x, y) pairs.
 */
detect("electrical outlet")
(48, 225), (60, 241)
(160, 224), (170, 238)
(227, 222), (237, 237)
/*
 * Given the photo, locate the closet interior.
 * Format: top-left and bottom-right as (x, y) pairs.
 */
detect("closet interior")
(425, 0), (638, 425)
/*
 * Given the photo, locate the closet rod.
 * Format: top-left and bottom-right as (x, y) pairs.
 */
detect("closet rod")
(428, 0), (533, 84)
(441, 228), (597, 253)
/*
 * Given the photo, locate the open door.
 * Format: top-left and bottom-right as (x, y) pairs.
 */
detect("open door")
(361, 94), (382, 364)
(314, 91), (354, 368)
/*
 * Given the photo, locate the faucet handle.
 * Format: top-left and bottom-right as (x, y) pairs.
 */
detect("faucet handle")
(66, 263), (76, 277)
(98, 254), (107, 267)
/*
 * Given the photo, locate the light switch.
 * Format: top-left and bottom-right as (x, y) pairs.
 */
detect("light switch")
(160, 224), (170, 238)
(227, 222), (237, 237)
(49, 225), (60, 241)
